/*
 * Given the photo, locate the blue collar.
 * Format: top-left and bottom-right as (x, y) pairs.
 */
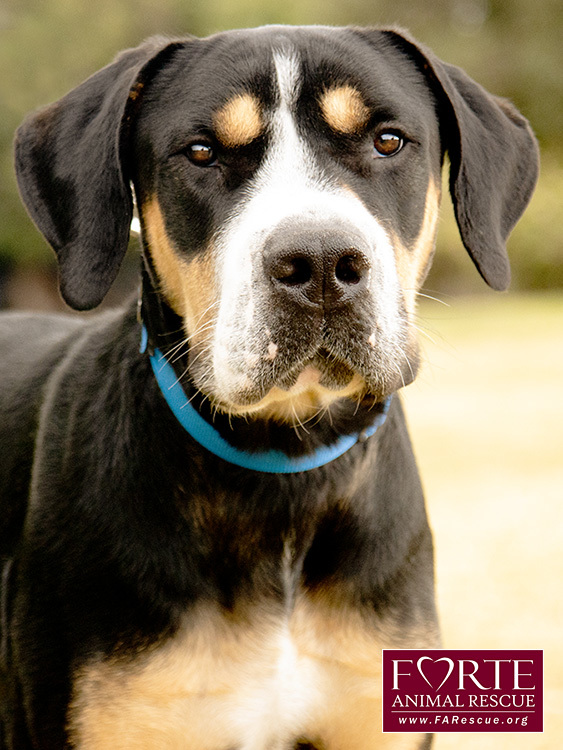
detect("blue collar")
(141, 326), (391, 474)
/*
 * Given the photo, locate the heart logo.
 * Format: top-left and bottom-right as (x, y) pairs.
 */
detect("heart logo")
(417, 656), (455, 691)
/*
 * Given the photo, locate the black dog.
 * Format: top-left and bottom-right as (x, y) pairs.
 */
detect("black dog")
(0, 25), (538, 750)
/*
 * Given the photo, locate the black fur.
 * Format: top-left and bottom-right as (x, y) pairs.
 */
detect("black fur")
(1, 25), (538, 750)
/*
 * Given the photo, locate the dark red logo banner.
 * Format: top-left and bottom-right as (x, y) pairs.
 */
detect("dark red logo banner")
(382, 649), (543, 733)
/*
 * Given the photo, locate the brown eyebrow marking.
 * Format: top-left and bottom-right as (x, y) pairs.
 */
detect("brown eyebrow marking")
(319, 86), (370, 135)
(213, 93), (264, 148)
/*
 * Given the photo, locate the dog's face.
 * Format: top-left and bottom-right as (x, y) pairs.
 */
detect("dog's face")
(133, 28), (442, 421)
(15, 26), (538, 424)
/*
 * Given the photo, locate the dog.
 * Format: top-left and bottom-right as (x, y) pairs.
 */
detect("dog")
(0, 24), (538, 750)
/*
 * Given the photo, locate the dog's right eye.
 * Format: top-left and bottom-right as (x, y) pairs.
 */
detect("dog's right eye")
(186, 143), (218, 167)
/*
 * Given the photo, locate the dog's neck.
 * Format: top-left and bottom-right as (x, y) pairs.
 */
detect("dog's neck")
(138, 271), (391, 473)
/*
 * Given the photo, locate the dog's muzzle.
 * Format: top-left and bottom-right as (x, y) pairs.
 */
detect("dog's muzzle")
(201, 212), (411, 417)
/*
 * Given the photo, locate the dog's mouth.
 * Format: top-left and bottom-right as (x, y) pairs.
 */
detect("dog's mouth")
(274, 347), (358, 392)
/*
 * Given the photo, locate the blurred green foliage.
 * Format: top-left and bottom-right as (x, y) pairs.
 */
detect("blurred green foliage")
(0, 0), (561, 291)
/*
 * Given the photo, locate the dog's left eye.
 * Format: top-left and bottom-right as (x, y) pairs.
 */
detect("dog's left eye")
(373, 131), (404, 158)
(186, 143), (218, 167)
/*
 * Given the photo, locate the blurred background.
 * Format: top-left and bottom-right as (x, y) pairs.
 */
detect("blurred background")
(0, 1), (561, 747)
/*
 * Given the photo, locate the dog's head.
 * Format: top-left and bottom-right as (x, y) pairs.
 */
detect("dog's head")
(15, 26), (538, 423)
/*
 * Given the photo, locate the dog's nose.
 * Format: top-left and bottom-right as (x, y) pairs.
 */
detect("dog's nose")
(263, 225), (371, 309)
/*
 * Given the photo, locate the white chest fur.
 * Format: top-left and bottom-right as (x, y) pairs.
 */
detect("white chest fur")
(68, 597), (432, 749)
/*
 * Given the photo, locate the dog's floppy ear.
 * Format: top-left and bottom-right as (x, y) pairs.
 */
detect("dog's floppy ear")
(15, 37), (184, 310)
(372, 29), (539, 291)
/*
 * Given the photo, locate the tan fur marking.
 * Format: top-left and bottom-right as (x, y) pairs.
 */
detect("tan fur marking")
(319, 86), (370, 135)
(395, 179), (441, 318)
(142, 199), (217, 346)
(69, 598), (437, 749)
(213, 93), (263, 148)
(180, 255), (217, 349)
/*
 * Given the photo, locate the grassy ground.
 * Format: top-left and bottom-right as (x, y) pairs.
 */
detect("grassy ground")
(402, 293), (563, 749)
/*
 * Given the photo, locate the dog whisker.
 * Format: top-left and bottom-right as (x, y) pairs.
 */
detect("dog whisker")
(411, 322), (440, 347)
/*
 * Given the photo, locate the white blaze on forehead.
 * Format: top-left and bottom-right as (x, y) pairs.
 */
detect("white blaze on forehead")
(257, 49), (325, 200)
(273, 48), (300, 107)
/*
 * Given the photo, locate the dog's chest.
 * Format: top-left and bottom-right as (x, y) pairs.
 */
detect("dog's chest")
(68, 597), (420, 750)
